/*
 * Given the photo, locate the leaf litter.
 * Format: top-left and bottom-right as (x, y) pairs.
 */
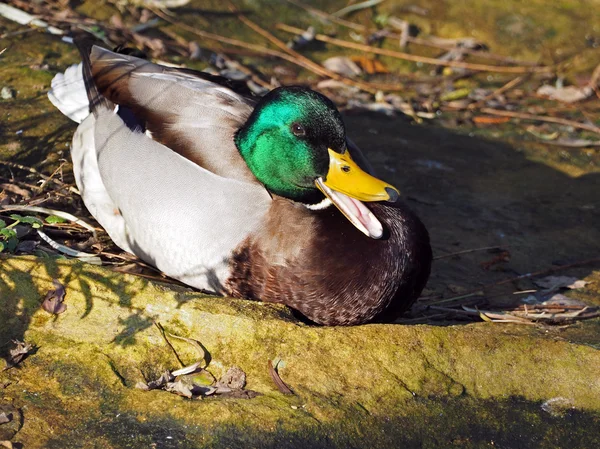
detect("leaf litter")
(3, 340), (34, 370)
(136, 325), (259, 400)
(41, 279), (67, 315)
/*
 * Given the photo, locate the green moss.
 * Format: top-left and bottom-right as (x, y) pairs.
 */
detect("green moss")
(0, 257), (599, 447)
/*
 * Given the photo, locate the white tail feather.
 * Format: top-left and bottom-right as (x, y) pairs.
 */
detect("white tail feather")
(47, 63), (90, 123)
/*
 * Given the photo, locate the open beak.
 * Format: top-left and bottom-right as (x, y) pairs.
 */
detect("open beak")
(315, 148), (400, 239)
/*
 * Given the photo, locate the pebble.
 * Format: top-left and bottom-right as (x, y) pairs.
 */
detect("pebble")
(1, 86), (16, 99)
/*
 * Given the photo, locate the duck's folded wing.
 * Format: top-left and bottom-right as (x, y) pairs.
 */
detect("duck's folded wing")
(93, 106), (272, 291)
(89, 45), (258, 184)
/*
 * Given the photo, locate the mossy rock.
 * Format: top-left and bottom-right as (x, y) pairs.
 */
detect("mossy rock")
(0, 256), (598, 448)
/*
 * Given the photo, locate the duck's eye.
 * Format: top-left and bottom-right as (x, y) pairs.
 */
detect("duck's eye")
(341, 165), (351, 173)
(291, 122), (306, 136)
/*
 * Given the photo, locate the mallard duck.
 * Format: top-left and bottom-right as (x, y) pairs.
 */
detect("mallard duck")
(48, 38), (431, 326)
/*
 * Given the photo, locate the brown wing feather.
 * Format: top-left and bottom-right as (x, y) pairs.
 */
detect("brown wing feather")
(86, 46), (258, 183)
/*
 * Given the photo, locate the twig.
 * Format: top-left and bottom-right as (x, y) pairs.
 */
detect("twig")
(286, 0), (539, 67)
(151, 8), (400, 93)
(425, 257), (600, 305)
(286, 0), (365, 31)
(468, 76), (526, 110)
(433, 245), (508, 260)
(479, 108), (600, 135)
(276, 24), (553, 74)
(0, 160), (80, 195)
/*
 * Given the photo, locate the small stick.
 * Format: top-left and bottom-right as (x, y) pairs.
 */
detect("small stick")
(0, 160), (79, 195)
(433, 245), (508, 260)
(285, 1), (540, 67)
(276, 24), (553, 74)
(468, 76), (526, 110)
(425, 257), (600, 304)
(153, 7), (403, 93)
(478, 108), (600, 135)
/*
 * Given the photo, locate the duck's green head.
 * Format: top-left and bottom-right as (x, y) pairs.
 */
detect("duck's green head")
(235, 86), (399, 239)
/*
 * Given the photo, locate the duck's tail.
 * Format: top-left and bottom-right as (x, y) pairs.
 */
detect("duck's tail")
(48, 32), (114, 123)
(47, 62), (89, 123)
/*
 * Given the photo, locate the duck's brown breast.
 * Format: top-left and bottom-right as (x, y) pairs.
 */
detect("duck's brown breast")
(224, 197), (431, 325)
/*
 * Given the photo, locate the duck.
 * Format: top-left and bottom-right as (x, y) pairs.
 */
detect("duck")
(48, 36), (432, 326)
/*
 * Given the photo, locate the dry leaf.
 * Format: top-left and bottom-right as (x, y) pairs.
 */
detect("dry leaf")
(7, 340), (32, 368)
(0, 441), (13, 448)
(42, 279), (67, 314)
(323, 56), (362, 78)
(268, 360), (293, 395)
(165, 380), (193, 398)
(537, 84), (593, 103)
(350, 56), (389, 74)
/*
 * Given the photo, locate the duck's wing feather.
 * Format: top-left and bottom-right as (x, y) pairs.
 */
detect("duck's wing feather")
(89, 45), (258, 184)
(90, 106), (271, 292)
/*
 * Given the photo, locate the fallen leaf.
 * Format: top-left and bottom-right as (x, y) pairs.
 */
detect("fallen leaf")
(146, 371), (173, 390)
(323, 56), (362, 78)
(350, 56), (389, 74)
(6, 340), (33, 368)
(533, 276), (590, 291)
(0, 441), (13, 448)
(41, 279), (67, 314)
(216, 366), (246, 390)
(165, 380), (193, 398)
(268, 360), (293, 395)
(537, 84), (593, 103)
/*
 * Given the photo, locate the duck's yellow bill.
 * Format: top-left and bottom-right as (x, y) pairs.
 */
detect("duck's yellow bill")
(314, 148), (400, 240)
(321, 148), (399, 202)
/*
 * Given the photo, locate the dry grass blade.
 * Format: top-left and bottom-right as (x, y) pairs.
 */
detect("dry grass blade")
(268, 360), (293, 395)
(276, 24), (553, 74)
(153, 321), (185, 368)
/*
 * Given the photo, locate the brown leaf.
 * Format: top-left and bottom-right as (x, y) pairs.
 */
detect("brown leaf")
(350, 56), (389, 74)
(268, 360), (293, 395)
(41, 279), (67, 315)
(6, 340), (33, 368)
